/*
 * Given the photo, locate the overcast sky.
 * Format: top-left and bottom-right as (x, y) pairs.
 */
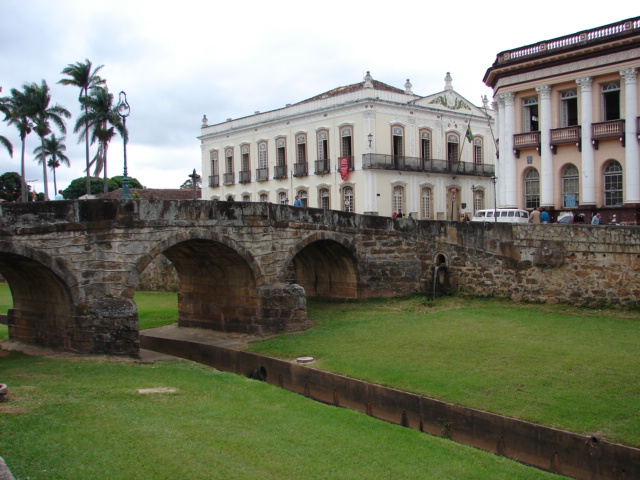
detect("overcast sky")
(1, 0), (637, 193)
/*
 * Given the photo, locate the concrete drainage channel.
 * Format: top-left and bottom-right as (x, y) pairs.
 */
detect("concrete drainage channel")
(140, 333), (639, 480)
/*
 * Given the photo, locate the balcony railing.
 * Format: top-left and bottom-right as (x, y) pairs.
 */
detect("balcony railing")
(514, 131), (540, 149)
(592, 119), (625, 148)
(239, 170), (251, 184)
(338, 156), (355, 171)
(273, 165), (287, 179)
(362, 154), (494, 177)
(209, 175), (219, 187)
(550, 126), (581, 153)
(223, 173), (234, 185)
(256, 167), (268, 181)
(315, 159), (330, 174)
(293, 162), (308, 177)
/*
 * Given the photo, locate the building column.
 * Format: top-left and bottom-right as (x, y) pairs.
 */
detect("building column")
(493, 99), (504, 208)
(536, 85), (553, 207)
(501, 93), (517, 207)
(621, 68), (639, 204)
(576, 77), (595, 205)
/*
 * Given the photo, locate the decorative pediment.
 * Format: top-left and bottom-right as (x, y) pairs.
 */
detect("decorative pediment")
(428, 92), (471, 111)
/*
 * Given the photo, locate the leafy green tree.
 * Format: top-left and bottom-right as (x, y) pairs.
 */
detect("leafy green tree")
(62, 176), (105, 199)
(61, 175), (143, 200)
(0, 86), (34, 201)
(26, 80), (71, 200)
(0, 172), (24, 201)
(59, 59), (105, 197)
(109, 176), (143, 190)
(180, 172), (201, 189)
(34, 134), (70, 195)
(75, 86), (125, 194)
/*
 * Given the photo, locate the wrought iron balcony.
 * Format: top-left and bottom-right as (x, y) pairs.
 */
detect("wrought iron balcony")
(315, 159), (330, 174)
(223, 173), (234, 185)
(362, 154), (494, 177)
(550, 126), (581, 153)
(338, 156), (354, 171)
(293, 162), (308, 177)
(209, 175), (219, 187)
(274, 165), (288, 179)
(239, 170), (251, 184)
(256, 167), (268, 181)
(592, 119), (625, 148)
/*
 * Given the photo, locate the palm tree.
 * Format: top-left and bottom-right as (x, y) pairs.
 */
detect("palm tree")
(26, 80), (71, 200)
(74, 86), (125, 193)
(0, 134), (12, 158)
(34, 134), (69, 195)
(59, 59), (105, 197)
(1, 87), (34, 201)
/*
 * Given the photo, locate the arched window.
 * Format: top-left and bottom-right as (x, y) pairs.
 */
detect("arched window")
(240, 145), (251, 183)
(342, 185), (354, 212)
(420, 187), (433, 219)
(524, 168), (540, 209)
(473, 189), (484, 212)
(392, 126), (404, 157)
(242, 195), (251, 202)
(209, 150), (219, 187)
(297, 189), (308, 207)
(319, 188), (330, 209)
(256, 142), (268, 181)
(474, 137), (483, 166)
(278, 191), (289, 205)
(260, 193), (269, 203)
(562, 164), (579, 207)
(420, 130), (431, 161)
(392, 185), (405, 216)
(447, 133), (459, 162)
(604, 160), (623, 206)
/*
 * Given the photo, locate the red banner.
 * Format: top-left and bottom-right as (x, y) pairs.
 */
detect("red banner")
(339, 157), (349, 181)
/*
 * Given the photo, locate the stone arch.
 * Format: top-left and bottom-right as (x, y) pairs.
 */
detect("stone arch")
(128, 230), (271, 334)
(282, 232), (359, 299)
(0, 242), (77, 350)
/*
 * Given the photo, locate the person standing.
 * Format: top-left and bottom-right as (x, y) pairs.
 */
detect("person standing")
(540, 208), (550, 224)
(529, 207), (541, 224)
(591, 213), (602, 225)
(54, 190), (64, 200)
(293, 195), (303, 207)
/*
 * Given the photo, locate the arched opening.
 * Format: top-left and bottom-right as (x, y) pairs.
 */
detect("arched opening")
(432, 253), (450, 300)
(161, 239), (259, 334)
(291, 240), (358, 299)
(0, 253), (73, 350)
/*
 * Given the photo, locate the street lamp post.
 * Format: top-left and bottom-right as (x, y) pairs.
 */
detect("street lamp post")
(116, 91), (132, 199)
(490, 175), (498, 222)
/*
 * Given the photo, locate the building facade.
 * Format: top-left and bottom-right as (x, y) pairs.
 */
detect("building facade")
(484, 16), (640, 224)
(199, 72), (496, 220)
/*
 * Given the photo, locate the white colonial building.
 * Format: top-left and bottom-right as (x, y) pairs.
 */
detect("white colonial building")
(484, 16), (640, 224)
(199, 72), (496, 220)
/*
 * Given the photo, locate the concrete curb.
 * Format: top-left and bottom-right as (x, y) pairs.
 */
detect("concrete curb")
(0, 457), (15, 480)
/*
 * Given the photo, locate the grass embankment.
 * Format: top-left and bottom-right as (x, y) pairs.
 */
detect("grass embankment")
(0, 353), (563, 480)
(247, 296), (640, 448)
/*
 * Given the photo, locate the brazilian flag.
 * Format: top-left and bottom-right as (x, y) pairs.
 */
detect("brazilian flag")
(465, 125), (473, 143)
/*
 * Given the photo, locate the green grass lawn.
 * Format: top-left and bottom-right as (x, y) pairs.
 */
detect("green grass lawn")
(0, 285), (175, 338)
(0, 352), (564, 480)
(246, 296), (640, 448)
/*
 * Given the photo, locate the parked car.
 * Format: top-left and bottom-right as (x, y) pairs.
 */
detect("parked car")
(557, 212), (585, 224)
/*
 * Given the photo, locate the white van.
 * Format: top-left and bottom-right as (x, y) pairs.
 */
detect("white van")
(471, 209), (530, 223)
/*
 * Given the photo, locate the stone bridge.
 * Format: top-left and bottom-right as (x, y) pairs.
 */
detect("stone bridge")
(1, 199), (639, 355)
